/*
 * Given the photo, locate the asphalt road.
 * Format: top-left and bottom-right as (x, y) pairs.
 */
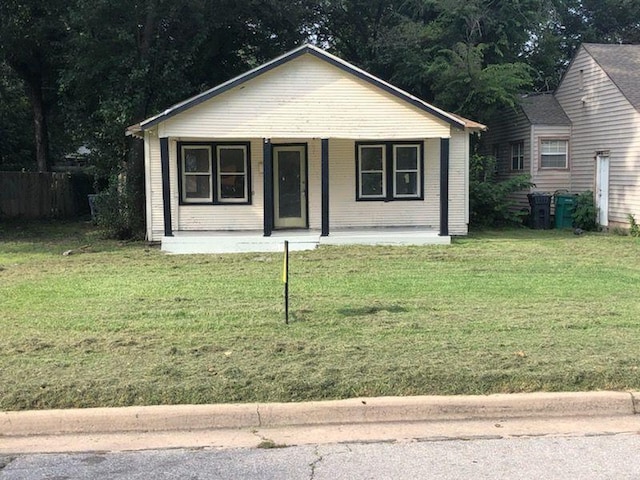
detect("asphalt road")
(2, 433), (639, 479)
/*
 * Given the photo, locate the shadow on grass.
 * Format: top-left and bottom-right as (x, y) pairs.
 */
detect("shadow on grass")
(338, 305), (407, 317)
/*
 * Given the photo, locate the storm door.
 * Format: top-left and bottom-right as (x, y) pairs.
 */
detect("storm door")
(273, 145), (307, 229)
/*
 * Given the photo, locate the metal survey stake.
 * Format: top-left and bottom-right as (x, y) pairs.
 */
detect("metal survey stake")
(283, 240), (289, 324)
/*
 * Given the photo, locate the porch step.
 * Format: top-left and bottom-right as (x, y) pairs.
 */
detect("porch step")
(161, 233), (320, 254)
(161, 229), (450, 254)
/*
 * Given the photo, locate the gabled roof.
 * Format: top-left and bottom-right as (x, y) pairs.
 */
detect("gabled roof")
(131, 44), (484, 134)
(582, 43), (640, 111)
(520, 92), (571, 125)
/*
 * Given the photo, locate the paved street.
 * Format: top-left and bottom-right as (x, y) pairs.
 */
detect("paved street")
(2, 433), (639, 479)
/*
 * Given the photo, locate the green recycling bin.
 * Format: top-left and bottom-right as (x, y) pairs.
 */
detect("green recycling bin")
(555, 194), (577, 229)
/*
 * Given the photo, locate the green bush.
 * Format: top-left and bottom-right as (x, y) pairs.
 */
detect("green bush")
(629, 214), (640, 237)
(469, 154), (533, 227)
(94, 160), (144, 240)
(572, 191), (598, 231)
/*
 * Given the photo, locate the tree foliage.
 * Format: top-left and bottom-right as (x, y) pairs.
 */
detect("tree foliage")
(1, 0), (639, 234)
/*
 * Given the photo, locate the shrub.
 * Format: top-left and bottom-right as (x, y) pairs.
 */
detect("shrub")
(94, 160), (144, 240)
(629, 214), (640, 237)
(469, 154), (533, 227)
(572, 191), (598, 231)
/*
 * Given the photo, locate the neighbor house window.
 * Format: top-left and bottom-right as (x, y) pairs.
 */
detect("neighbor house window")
(181, 145), (212, 202)
(540, 139), (569, 169)
(179, 142), (251, 204)
(357, 142), (423, 201)
(511, 141), (524, 171)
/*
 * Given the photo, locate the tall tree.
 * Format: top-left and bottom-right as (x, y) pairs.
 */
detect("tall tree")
(0, 0), (69, 172)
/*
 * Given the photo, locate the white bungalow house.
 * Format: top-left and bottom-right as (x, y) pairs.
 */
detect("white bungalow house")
(128, 44), (485, 253)
(483, 43), (640, 229)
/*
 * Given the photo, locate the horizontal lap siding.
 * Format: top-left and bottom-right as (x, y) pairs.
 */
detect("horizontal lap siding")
(328, 138), (440, 229)
(449, 129), (468, 234)
(173, 138), (264, 231)
(159, 55), (451, 140)
(146, 136), (165, 241)
(531, 125), (572, 195)
(556, 47), (640, 225)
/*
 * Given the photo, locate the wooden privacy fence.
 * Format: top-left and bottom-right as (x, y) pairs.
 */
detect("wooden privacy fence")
(0, 172), (93, 219)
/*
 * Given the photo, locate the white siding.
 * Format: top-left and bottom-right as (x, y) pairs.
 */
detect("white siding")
(449, 129), (469, 234)
(556, 47), (640, 225)
(159, 55), (452, 140)
(530, 125), (572, 195)
(146, 132), (164, 241)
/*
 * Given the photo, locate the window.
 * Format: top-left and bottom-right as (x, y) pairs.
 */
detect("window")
(182, 145), (212, 202)
(394, 145), (420, 197)
(217, 145), (249, 203)
(540, 139), (568, 169)
(511, 142), (524, 171)
(357, 142), (422, 201)
(179, 142), (251, 204)
(358, 145), (386, 198)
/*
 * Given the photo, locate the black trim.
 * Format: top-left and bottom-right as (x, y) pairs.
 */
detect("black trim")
(263, 139), (273, 236)
(321, 138), (330, 236)
(140, 45), (465, 131)
(355, 141), (425, 202)
(160, 138), (173, 236)
(177, 141), (252, 206)
(440, 138), (450, 237)
(272, 143), (309, 230)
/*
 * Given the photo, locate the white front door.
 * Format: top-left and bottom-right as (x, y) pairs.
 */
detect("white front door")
(596, 152), (610, 227)
(273, 145), (307, 229)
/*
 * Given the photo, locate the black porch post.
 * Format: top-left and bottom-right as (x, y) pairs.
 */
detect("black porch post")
(160, 137), (173, 237)
(263, 138), (273, 236)
(321, 138), (330, 236)
(439, 138), (450, 237)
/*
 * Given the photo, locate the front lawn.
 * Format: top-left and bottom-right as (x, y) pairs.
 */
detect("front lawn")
(1, 220), (639, 410)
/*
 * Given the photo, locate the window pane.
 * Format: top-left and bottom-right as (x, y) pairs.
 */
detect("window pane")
(184, 148), (210, 172)
(541, 154), (567, 168)
(361, 147), (383, 171)
(185, 175), (210, 198)
(361, 172), (383, 196)
(541, 140), (566, 154)
(396, 172), (418, 195)
(219, 148), (246, 173)
(396, 146), (418, 170)
(220, 175), (245, 199)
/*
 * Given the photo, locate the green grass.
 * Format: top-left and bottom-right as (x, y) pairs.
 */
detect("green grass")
(1, 220), (640, 411)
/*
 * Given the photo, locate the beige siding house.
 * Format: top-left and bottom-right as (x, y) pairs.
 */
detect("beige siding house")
(485, 43), (640, 229)
(129, 44), (484, 253)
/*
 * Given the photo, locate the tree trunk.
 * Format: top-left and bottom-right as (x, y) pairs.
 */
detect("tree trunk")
(24, 73), (50, 172)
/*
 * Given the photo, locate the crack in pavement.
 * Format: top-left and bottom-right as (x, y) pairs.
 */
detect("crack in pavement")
(256, 404), (262, 427)
(308, 445), (322, 480)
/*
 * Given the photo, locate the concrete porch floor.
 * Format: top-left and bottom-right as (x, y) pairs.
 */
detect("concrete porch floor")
(161, 228), (450, 254)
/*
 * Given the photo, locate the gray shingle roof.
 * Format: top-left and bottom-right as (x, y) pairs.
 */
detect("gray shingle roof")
(520, 92), (571, 125)
(583, 43), (640, 111)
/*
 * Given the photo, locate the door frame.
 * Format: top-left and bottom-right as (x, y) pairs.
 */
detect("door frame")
(272, 143), (309, 229)
(595, 151), (610, 228)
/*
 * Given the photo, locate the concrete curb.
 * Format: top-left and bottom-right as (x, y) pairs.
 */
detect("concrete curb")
(1, 391), (637, 437)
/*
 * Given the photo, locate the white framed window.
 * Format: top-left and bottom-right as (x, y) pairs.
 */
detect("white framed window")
(511, 141), (524, 171)
(540, 139), (569, 169)
(358, 145), (386, 198)
(217, 145), (248, 203)
(181, 145), (212, 203)
(393, 144), (421, 198)
(179, 142), (251, 204)
(357, 142), (423, 201)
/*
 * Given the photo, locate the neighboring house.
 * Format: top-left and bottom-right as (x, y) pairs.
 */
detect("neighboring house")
(484, 43), (640, 229)
(128, 44), (485, 253)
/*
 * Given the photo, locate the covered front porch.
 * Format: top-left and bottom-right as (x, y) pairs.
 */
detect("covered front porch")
(161, 227), (450, 254)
